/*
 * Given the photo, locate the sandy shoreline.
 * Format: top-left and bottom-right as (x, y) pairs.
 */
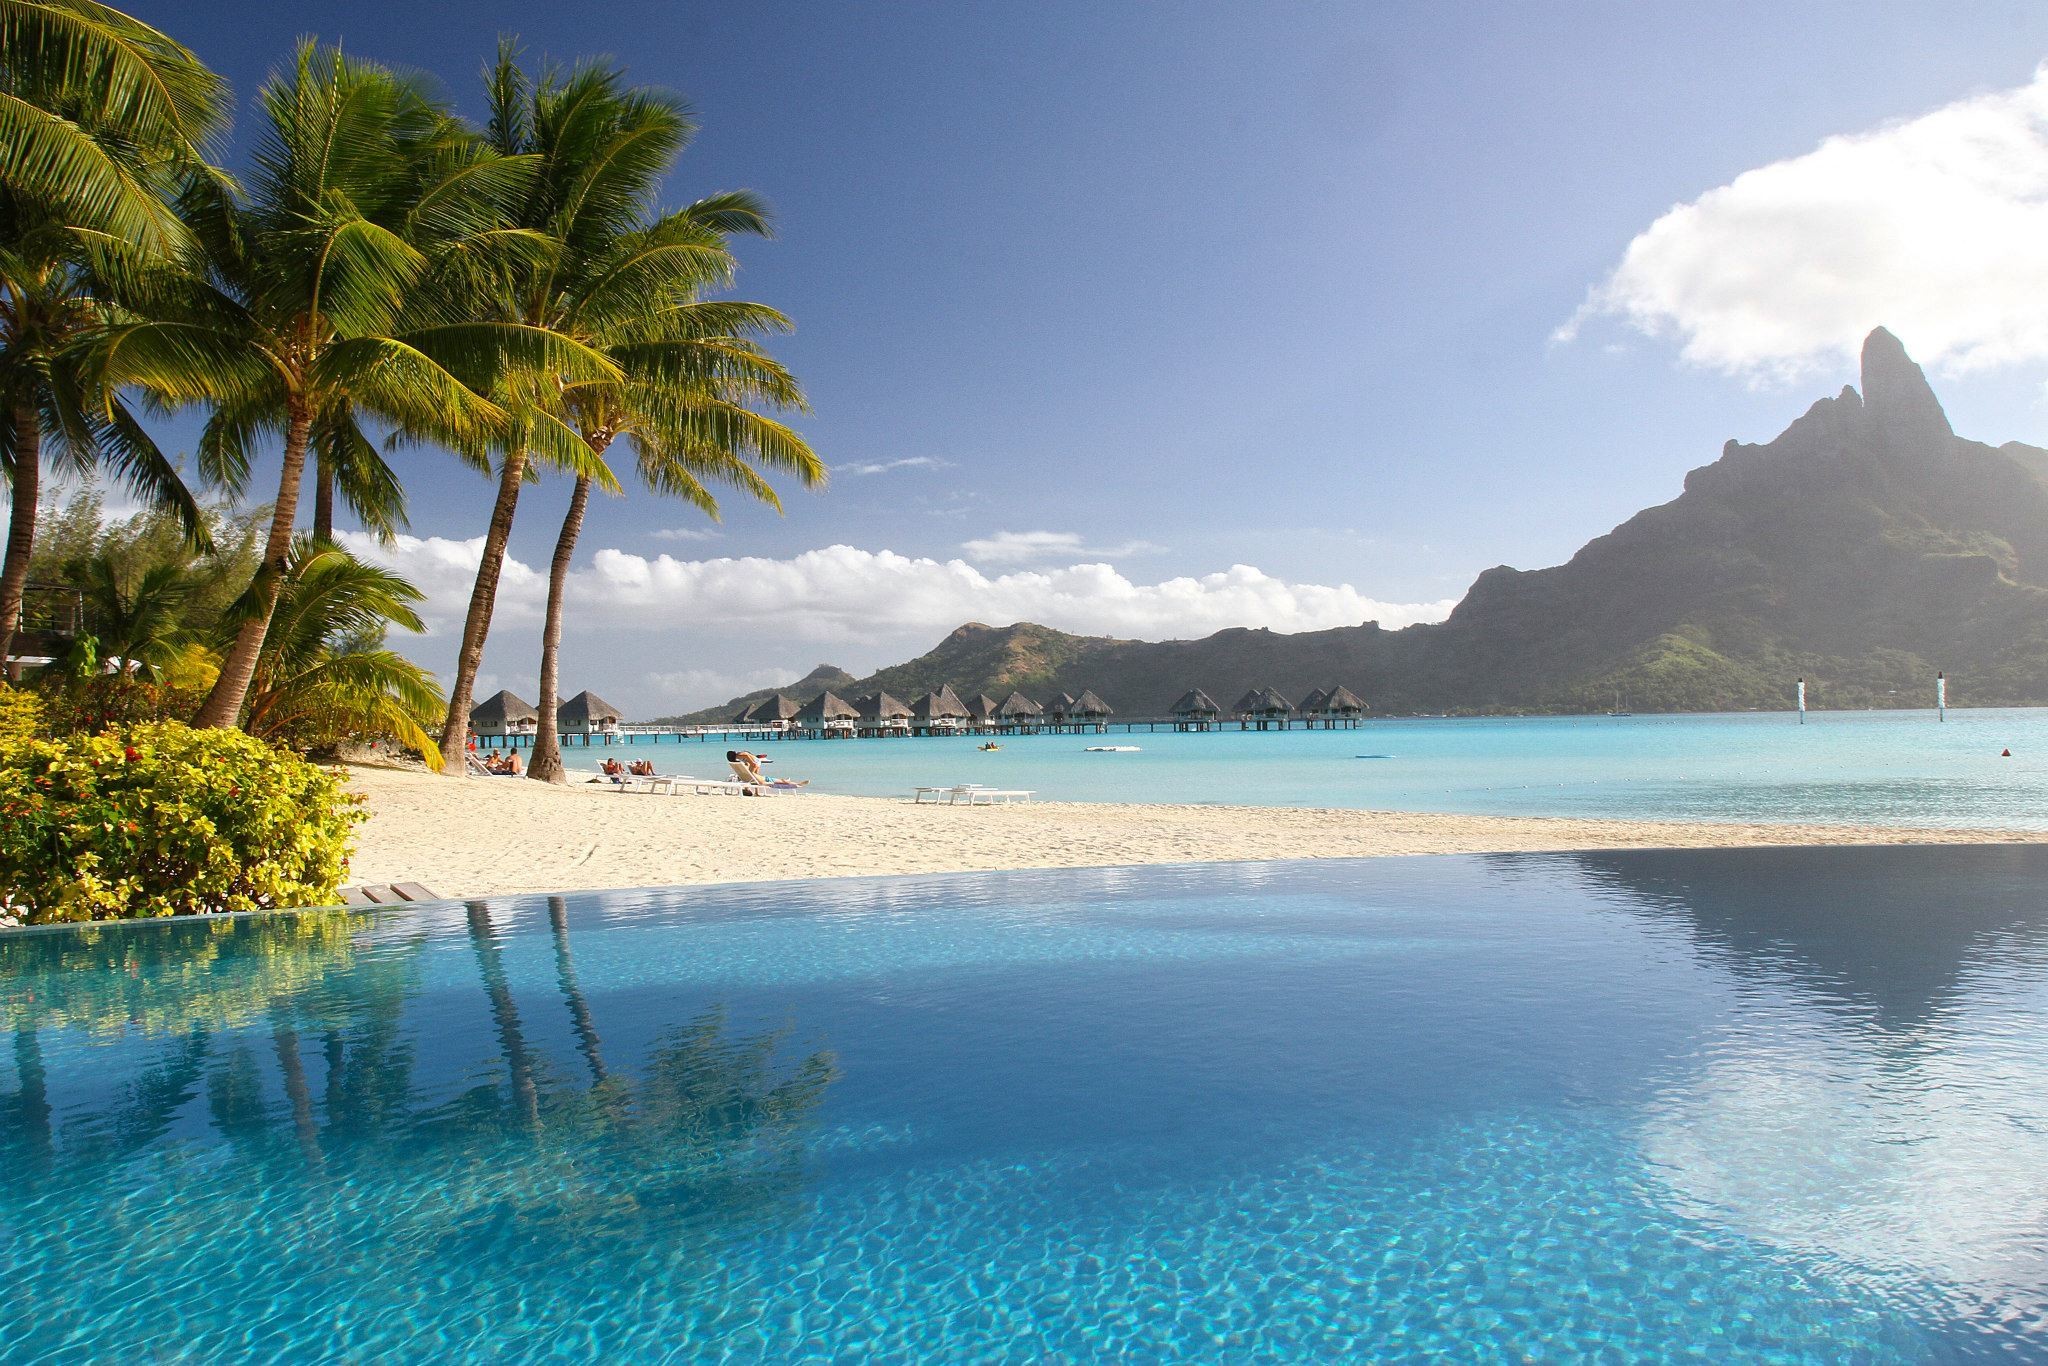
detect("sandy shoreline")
(343, 764), (2048, 899)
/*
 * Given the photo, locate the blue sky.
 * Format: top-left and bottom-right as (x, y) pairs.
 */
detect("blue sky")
(105, 1), (2048, 712)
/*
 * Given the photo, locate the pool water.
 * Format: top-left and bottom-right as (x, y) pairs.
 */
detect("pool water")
(557, 707), (2048, 830)
(5, 847), (2048, 1360)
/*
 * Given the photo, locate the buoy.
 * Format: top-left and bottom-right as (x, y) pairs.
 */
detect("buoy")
(2002, 748), (2012, 757)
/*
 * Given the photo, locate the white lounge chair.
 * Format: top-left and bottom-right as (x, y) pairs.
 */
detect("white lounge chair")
(957, 787), (1033, 805)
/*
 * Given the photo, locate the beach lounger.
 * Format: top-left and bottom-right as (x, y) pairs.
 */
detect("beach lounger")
(957, 787), (1033, 805)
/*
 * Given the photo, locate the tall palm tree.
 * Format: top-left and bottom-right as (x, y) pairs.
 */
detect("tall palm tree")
(435, 50), (821, 779)
(434, 50), (709, 771)
(527, 290), (819, 782)
(94, 42), (617, 730)
(0, 0), (224, 669)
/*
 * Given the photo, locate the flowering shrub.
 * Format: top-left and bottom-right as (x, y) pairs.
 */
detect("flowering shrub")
(0, 712), (362, 923)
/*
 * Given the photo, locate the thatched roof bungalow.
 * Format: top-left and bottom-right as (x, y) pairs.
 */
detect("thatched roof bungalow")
(556, 690), (623, 736)
(795, 690), (859, 733)
(471, 689), (538, 737)
(997, 692), (1045, 726)
(1324, 685), (1366, 717)
(740, 693), (802, 725)
(1234, 687), (1294, 730)
(853, 691), (914, 734)
(1042, 692), (1079, 722)
(1170, 687), (1221, 731)
(967, 693), (1003, 726)
(1071, 689), (1113, 721)
(912, 686), (971, 732)
(1297, 687), (1330, 717)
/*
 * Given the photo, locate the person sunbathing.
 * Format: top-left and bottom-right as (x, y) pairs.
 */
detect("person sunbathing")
(628, 759), (656, 777)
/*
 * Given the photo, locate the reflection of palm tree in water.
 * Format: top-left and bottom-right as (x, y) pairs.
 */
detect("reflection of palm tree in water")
(548, 896), (607, 1086)
(5, 901), (838, 1268)
(8, 1028), (52, 1176)
(466, 900), (542, 1130)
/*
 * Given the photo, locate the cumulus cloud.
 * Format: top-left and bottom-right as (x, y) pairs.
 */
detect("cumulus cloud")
(1559, 65), (2048, 381)
(835, 456), (952, 476)
(960, 529), (1166, 564)
(341, 533), (1455, 644)
(643, 666), (803, 705)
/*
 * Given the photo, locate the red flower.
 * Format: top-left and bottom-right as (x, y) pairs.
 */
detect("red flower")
(123, 746), (140, 763)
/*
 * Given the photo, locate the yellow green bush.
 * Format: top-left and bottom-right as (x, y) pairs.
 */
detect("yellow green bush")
(0, 712), (362, 923)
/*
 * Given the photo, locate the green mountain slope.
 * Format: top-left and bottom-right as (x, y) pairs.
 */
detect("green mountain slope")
(682, 330), (2048, 720)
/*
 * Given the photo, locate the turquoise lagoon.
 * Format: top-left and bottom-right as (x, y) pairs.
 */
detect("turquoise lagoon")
(561, 707), (2048, 829)
(5, 846), (2048, 1360)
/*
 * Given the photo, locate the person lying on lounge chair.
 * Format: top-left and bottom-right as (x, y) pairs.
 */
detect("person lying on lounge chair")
(600, 757), (629, 784)
(628, 759), (656, 777)
(727, 749), (808, 789)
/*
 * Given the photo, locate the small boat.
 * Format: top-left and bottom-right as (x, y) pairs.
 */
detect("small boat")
(978, 742), (1001, 751)
(1086, 745), (1140, 752)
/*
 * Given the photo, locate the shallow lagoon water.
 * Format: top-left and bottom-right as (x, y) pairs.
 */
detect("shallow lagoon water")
(560, 707), (2048, 829)
(6, 846), (2048, 1360)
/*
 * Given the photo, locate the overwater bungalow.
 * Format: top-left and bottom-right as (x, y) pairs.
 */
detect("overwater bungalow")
(1070, 689), (1113, 731)
(1235, 687), (1294, 731)
(1170, 688), (1222, 731)
(739, 693), (803, 728)
(853, 690), (914, 737)
(795, 690), (859, 738)
(471, 689), (538, 741)
(966, 694), (1003, 731)
(556, 690), (623, 742)
(911, 686), (972, 735)
(998, 691), (1045, 732)
(1043, 692), (1079, 725)
(1303, 685), (1366, 729)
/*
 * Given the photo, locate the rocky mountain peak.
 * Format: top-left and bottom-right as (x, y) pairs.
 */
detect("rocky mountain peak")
(1859, 326), (1951, 439)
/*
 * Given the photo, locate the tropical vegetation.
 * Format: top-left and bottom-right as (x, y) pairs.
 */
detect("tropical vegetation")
(0, 688), (361, 922)
(0, 3), (813, 914)
(455, 49), (820, 781)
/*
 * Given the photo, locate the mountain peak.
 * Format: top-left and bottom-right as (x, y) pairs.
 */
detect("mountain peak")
(1860, 327), (1951, 438)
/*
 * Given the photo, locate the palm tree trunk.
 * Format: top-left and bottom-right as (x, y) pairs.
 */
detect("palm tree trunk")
(437, 446), (528, 772)
(12, 1027), (52, 1176)
(0, 403), (43, 677)
(548, 895), (607, 1084)
(312, 455), (334, 543)
(527, 473), (593, 784)
(466, 900), (540, 1132)
(272, 1022), (324, 1167)
(194, 400), (313, 729)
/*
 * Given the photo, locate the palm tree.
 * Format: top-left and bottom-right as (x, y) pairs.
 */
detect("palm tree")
(434, 50), (709, 772)
(0, 0), (224, 669)
(68, 552), (194, 677)
(0, 0), (228, 251)
(436, 50), (821, 780)
(93, 42), (616, 730)
(240, 537), (446, 765)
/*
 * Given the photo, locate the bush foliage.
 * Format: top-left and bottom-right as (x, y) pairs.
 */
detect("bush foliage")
(0, 693), (361, 923)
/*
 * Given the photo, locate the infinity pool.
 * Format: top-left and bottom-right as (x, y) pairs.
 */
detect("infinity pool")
(5, 848), (2048, 1360)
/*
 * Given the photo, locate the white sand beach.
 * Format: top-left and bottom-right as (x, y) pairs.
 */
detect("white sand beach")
(344, 764), (2048, 899)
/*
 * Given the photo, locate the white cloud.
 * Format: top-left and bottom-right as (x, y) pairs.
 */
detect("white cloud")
(643, 666), (802, 706)
(649, 526), (721, 543)
(960, 529), (1166, 564)
(1560, 65), (2048, 381)
(835, 456), (953, 476)
(342, 533), (1455, 645)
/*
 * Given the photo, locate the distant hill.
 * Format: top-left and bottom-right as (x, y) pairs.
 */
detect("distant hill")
(678, 329), (2048, 721)
(650, 664), (856, 726)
